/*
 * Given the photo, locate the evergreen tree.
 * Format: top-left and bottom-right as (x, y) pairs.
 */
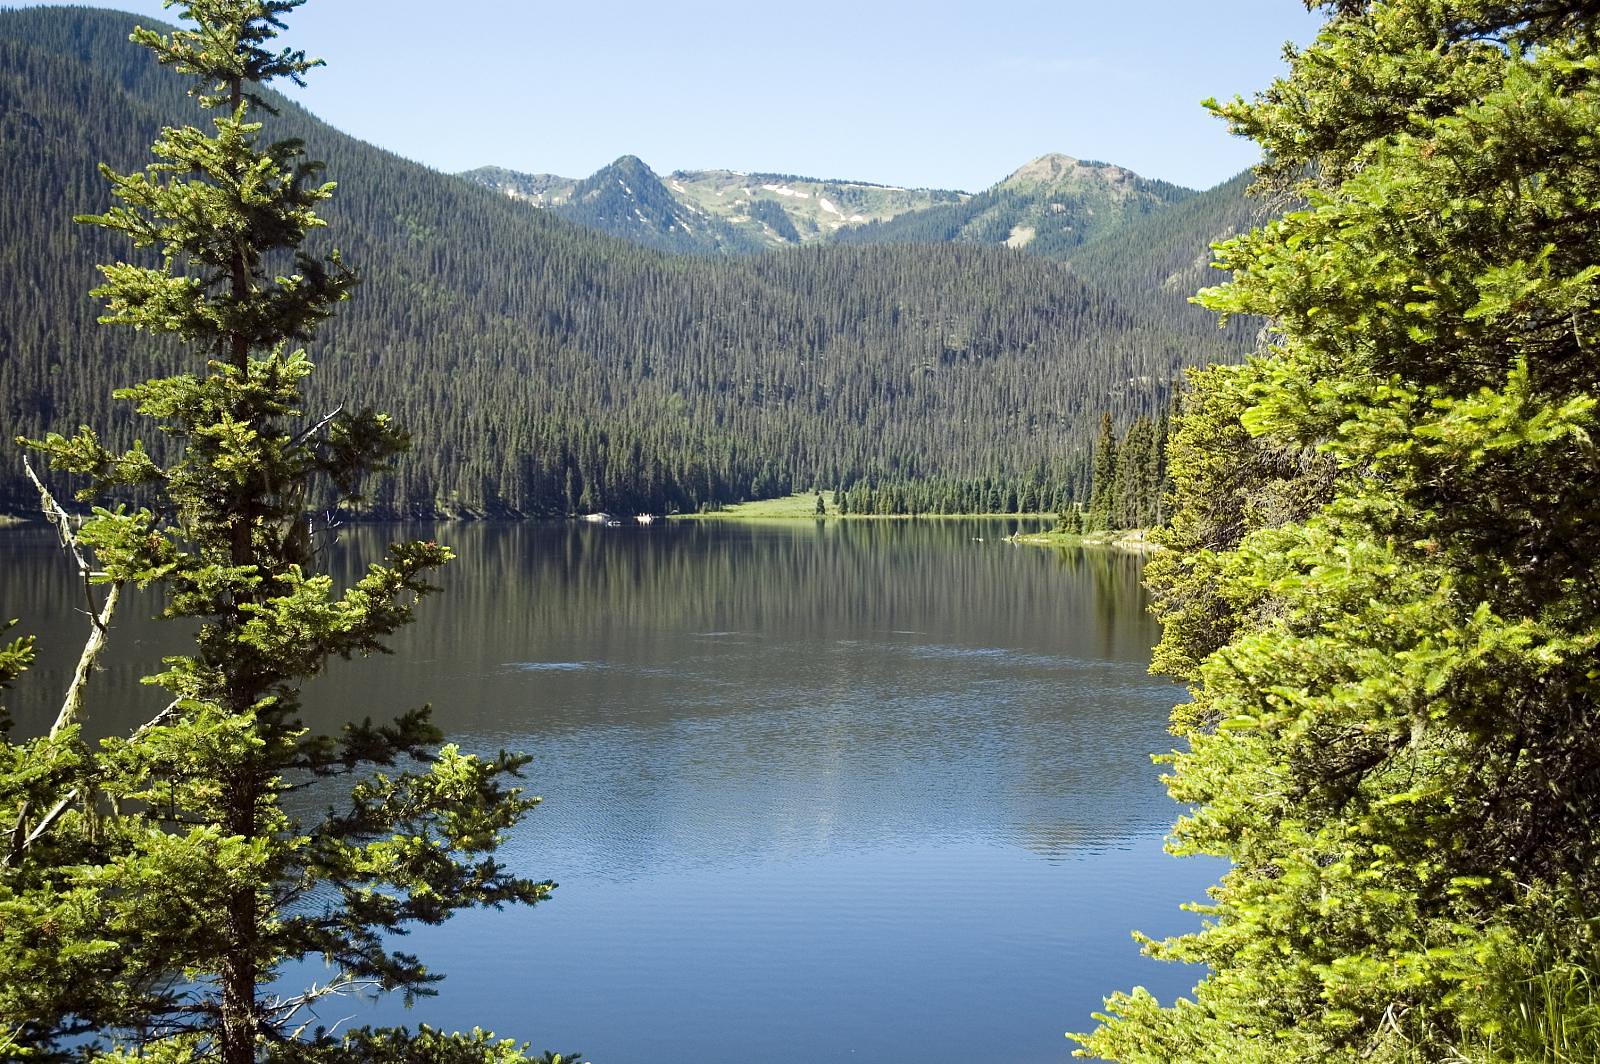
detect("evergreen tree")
(1149, 410), (1170, 526)
(1080, 2), (1600, 1060)
(1110, 416), (1155, 528)
(6, 3), (553, 1059)
(1086, 413), (1118, 530)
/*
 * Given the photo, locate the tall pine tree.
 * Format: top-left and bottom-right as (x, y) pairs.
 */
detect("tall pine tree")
(1086, 412), (1118, 531)
(1080, 1), (1600, 1060)
(5, 3), (555, 1060)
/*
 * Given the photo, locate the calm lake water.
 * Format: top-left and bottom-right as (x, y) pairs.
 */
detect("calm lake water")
(3, 519), (1220, 1063)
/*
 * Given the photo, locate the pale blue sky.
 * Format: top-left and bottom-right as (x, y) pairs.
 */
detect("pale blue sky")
(16, 1), (1326, 191)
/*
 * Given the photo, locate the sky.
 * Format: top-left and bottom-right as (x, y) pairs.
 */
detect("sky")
(10, 1), (1326, 192)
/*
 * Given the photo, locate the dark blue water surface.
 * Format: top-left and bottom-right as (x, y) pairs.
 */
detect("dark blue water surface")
(3, 519), (1222, 1063)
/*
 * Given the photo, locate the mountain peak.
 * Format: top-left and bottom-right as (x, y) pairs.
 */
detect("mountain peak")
(999, 153), (1139, 192)
(602, 154), (654, 176)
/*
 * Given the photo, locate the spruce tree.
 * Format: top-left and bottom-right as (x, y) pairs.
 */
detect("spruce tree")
(1080, 1), (1600, 1060)
(1086, 412), (1118, 531)
(1110, 417), (1155, 529)
(6, 2), (553, 1059)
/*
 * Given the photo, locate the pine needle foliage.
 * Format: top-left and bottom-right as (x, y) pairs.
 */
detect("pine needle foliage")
(3, 3), (554, 1060)
(1077, 1), (1600, 1061)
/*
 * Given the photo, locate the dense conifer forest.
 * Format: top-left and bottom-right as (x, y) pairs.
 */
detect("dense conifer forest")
(0, 7), (1254, 518)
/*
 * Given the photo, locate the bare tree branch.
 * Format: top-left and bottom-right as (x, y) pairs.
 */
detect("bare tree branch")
(22, 456), (107, 629)
(49, 583), (120, 741)
(289, 405), (343, 449)
(265, 974), (382, 1040)
(4, 699), (180, 867)
(6, 459), (132, 864)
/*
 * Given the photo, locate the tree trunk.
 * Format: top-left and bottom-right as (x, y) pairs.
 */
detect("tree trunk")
(219, 72), (260, 1064)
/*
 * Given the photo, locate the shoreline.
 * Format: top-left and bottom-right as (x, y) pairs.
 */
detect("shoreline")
(1008, 528), (1159, 553)
(671, 511), (1057, 522)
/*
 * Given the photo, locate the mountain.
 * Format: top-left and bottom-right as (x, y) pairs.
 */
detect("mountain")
(464, 152), (1246, 281)
(463, 159), (968, 252)
(831, 153), (1198, 257)
(463, 157), (768, 254)
(665, 169), (968, 245)
(0, 7), (1257, 517)
(552, 155), (765, 254)
(458, 165), (577, 207)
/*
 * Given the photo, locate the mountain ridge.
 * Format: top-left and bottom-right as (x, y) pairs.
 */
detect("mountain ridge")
(462, 157), (973, 253)
(462, 151), (1237, 263)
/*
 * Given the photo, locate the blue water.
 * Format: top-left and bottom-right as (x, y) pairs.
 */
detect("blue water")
(3, 519), (1222, 1063)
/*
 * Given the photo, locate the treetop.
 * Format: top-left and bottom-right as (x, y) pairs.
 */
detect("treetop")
(133, 0), (322, 113)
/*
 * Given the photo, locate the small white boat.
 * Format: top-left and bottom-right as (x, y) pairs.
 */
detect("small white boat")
(636, 513), (656, 525)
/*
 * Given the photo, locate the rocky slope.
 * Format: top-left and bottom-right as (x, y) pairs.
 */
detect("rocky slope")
(462, 156), (968, 253)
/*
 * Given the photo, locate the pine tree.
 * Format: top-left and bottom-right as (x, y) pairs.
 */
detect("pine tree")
(1086, 412), (1117, 530)
(1149, 411), (1169, 526)
(7, 3), (553, 1059)
(1080, 2), (1600, 1060)
(1110, 416), (1155, 529)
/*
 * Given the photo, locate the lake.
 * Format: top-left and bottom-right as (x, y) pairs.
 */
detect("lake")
(2, 519), (1220, 1063)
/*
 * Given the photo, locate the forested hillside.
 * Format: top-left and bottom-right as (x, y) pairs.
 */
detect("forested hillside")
(0, 7), (1253, 517)
(1063, 172), (1261, 296)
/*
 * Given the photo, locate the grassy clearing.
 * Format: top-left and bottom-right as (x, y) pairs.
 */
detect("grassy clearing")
(670, 492), (1057, 521)
(673, 492), (836, 519)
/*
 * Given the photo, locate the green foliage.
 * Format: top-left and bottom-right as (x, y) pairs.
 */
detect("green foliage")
(90, 1026), (586, 1063)
(1086, 413), (1118, 530)
(1083, 412), (1168, 532)
(824, 473), (1078, 516)
(1077, 2), (1600, 1061)
(1143, 362), (1335, 685)
(1, 3), (550, 1060)
(269, 1025), (585, 1064)
(0, 620), (35, 717)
